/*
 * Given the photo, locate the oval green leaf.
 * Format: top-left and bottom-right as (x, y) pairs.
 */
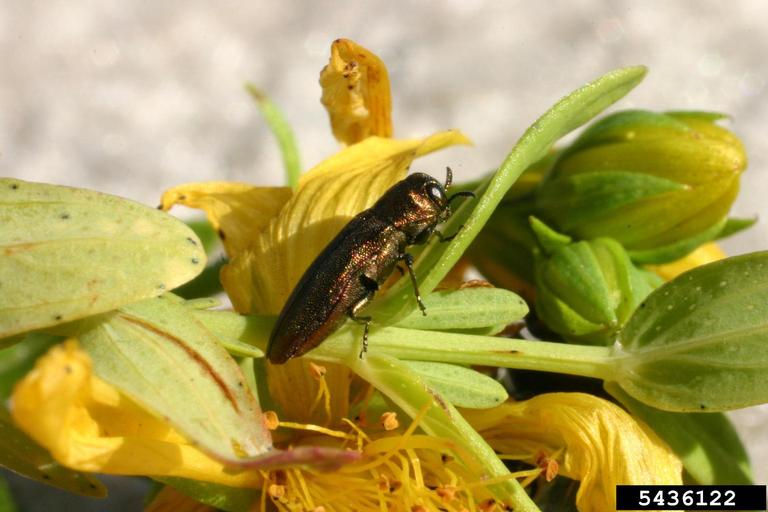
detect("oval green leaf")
(404, 361), (508, 409)
(394, 288), (528, 331)
(78, 296), (271, 463)
(0, 179), (206, 339)
(613, 251), (768, 411)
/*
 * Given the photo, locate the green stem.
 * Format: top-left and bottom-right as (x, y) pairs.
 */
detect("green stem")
(192, 311), (616, 382)
(322, 326), (616, 381)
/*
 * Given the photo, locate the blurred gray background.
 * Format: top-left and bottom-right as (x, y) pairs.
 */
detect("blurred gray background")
(1, 0), (766, 503)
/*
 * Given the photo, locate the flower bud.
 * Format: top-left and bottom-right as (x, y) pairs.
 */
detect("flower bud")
(531, 218), (661, 345)
(535, 111), (747, 263)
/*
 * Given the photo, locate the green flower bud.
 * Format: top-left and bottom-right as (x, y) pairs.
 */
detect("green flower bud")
(531, 218), (661, 345)
(535, 110), (747, 263)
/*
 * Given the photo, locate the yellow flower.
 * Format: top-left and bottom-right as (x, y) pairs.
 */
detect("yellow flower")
(12, 340), (265, 487)
(462, 393), (682, 512)
(320, 38), (393, 144)
(647, 242), (726, 280)
(11, 38), (684, 512)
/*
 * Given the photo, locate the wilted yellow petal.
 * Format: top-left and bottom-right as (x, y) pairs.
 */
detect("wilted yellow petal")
(463, 393), (682, 512)
(647, 242), (726, 281)
(160, 182), (292, 257)
(11, 341), (264, 487)
(222, 130), (471, 315)
(320, 38), (393, 144)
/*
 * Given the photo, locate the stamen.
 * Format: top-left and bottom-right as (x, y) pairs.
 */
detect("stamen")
(276, 420), (355, 440)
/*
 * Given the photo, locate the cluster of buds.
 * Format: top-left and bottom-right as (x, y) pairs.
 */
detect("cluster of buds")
(471, 110), (748, 343)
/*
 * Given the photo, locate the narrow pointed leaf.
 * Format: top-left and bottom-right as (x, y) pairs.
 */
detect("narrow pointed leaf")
(79, 296), (271, 462)
(0, 179), (206, 339)
(372, 66), (648, 321)
(614, 251), (768, 411)
(246, 84), (301, 189)
(0, 408), (106, 497)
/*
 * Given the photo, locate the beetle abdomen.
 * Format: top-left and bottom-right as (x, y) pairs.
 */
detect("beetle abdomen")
(267, 213), (403, 363)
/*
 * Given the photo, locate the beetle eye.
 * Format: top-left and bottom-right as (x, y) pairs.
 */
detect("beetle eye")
(427, 184), (445, 203)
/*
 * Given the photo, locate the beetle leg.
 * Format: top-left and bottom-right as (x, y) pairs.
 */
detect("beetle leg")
(349, 304), (372, 359)
(433, 225), (464, 243)
(401, 253), (427, 316)
(351, 276), (378, 358)
(395, 265), (405, 276)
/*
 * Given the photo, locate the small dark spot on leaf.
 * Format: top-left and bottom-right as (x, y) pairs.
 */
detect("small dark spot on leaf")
(60, 213), (70, 219)
(640, 302), (646, 308)
(178, 194), (187, 200)
(64, 365), (73, 374)
(186, 237), (197, 246)
(218, 229), (226, 241)
(41, 474), (51, 480)
(191, 257), (200, 265)
(89, 483), (97, 489)
(700, 404), (707, 410)
(54, 314), (62, 321)
(10, 183), (19, 190)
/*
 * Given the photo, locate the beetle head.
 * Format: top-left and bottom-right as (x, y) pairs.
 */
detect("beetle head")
(374, 168), (473, 245)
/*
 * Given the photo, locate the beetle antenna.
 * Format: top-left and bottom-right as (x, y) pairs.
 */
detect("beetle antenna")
(445, 167), (453, 190)
(448, 190), (475, 205)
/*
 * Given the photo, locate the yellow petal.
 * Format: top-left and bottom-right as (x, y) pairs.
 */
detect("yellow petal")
(463, 393), (682, 512)
(647, 242), (726, 281)
(160, 182), (292, 257)
(11, 340), (263, 487)
(222, 130), (471, 315)
(320, 39), (393, 144)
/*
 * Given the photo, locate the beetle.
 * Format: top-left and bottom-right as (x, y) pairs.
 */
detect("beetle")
(266, 167), (475, 364)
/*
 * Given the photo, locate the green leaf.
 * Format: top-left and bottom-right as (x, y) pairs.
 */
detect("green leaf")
(0, 333), (60, 400)
(0, 475), (17, 512)
(372, 66), (647, 322)
(246, 84), (301, 189)
(186, 219), (220, 254)
(394, 288), (528, 332)
(613, 251), (768, 411)
(606, 383), (752, 484)
(157, 478), (257, 512)
(627, 215), (727, 264)
(173, 259), (226, 300)
(717, 217), (758, 240)
(0, 179), (206, 339)
(78, 296), (272, 463)
(352, 354), (540, 511)
(536, 171), (685, 230)
(403, 361), (508, 408)
(529, 216), (572, 254)
(0, 408), (106, 497)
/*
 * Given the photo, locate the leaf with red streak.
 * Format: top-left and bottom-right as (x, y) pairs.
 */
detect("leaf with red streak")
(78, 296), (271, 463)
